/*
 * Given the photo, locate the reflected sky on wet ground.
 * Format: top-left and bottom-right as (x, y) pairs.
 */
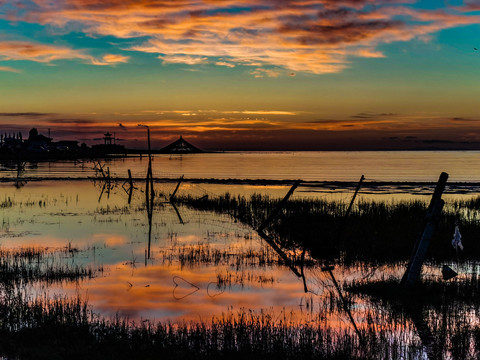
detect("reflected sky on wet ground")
(1, 177), (479, 360)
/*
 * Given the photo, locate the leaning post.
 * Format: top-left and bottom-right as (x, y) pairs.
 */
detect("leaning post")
(258, 180), (301, 233)
(170, 175), (184, 202)
(128, 169), (133, 188)
(402, 172), (448, 288)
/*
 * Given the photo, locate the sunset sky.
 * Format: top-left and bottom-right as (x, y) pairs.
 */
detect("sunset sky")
(1, 0), (480, 150)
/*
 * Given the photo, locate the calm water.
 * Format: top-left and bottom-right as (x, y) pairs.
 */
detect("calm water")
(2, 151), (480, 182)
(0, 179), (470, 330)
(0, 181), (352, 323)
(1, 152), (479, 358)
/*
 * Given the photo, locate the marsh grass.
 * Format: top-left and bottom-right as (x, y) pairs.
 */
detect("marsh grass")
(177, 193), (480, 265)
(0, 247), (478, 358)
(0, 247), (103, 287)
(215, 269), (275, 288)
(2, 190), (480, 358)
(3, 286), (479, 359)
(160, 243), (282, 268)
(0, 287), (429, 360)
(347, 276), (480, 359)
(0, 196), (14, 208)
(346, 273), (480, 309)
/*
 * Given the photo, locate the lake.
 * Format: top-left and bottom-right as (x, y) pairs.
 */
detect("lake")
(1, 151), (479, 358)
(2, 150), (480, 182)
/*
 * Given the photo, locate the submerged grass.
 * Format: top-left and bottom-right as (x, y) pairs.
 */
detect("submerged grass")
(158, 242), (314, 269)
(0, 247), (103, 287)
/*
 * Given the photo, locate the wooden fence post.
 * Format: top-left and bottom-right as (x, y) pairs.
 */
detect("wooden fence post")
(170, 175), (184, 202)
(402, 172), (448, 287)
(258, 180), (301, 233)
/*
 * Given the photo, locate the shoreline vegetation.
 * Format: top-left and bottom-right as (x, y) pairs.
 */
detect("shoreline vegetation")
(2, 173), (480, 358)
(1, 239), (480, 359)
(175, 192), (480, 264)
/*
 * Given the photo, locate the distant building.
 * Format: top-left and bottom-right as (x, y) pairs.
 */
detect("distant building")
(0, 132), (23, 152)
(0, 127), (129, 159)
(103, 132), (113, 145)
(55, 140), (80, 152)
(159, 136), (202, 154)
(92, 131), (125, 155)
(26, 128), (52, 154)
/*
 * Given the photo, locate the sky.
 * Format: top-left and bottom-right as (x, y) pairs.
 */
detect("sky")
(0, 0), (480, 150)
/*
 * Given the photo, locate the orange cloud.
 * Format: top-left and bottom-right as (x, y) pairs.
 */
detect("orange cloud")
(158, 55), (208, 65)
(0, 41), (129, 66)
(5, 1), (480, 74)
(215, 61), (235, 68)
(250, 68), (281, 78)
(0, 41), (86, 62)
(90, 53), (130, 65)
(0, 65), (21, 73)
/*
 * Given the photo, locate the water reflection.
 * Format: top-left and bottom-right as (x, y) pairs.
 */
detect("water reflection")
(0, 180), (341, 323)
(2, 151), (480, 182)
(1, 179), (480, 358)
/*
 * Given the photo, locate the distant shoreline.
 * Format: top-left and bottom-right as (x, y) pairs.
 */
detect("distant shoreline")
(1, 148), (479, 162)
(1, 176), (479, 195)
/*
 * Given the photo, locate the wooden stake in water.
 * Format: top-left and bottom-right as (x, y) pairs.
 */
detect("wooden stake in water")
(255, 181), (306, 291)
(128, 169), (133, 188)
(335, 175), (365, 244)
(170, 175), (184, 202)
(257, 229), (302, 278)
(258, 180), (301, 232)
(320, 175), (365, 342)
(401, 172), (448, 287)
(125, 169), (134, 204)
(346, 175), (365, 218)
(139, 124), (155, 260)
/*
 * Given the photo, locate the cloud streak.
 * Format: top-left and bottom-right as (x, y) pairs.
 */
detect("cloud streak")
(0, 65), (21, 73)
(0, 41), (129, 65)
(2, 1), (479, 74)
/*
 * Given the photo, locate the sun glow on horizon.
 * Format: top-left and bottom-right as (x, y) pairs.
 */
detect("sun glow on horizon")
(0, 0), (479, 150)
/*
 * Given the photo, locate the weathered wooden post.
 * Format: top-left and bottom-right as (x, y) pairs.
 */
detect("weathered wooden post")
(147, 195), (153, 259)
(170, 175), (184, 202)
(127, 169), (134, 204)
(320, 175), (365, 342)
(145, 169), (150, 213)
(128, 186), (133, 205)
(257, 229), (302, 278)
(345, 175), (365, 219)
(128, 169), (133, 188)
(98, 183), (106, 203)
(401, 172), (448, 287)
(336, 175), (365, 243)
(138, 124), (155, 259)
(258, 180), (301, 232)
